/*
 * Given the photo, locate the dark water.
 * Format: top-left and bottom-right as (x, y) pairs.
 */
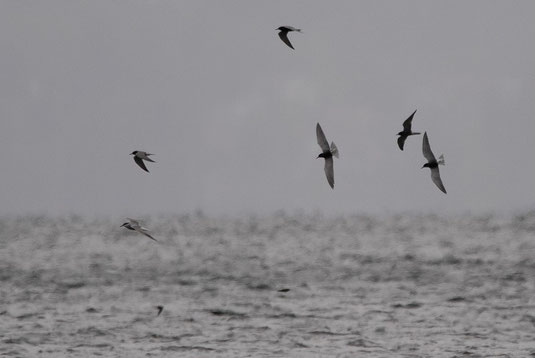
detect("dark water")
(1, 213), (535, 357)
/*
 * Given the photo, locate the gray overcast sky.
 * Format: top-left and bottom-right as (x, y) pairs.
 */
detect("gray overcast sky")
(1, 1), (534, 216)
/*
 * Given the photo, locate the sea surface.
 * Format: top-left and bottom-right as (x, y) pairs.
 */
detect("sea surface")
(1, 212), (535, 357)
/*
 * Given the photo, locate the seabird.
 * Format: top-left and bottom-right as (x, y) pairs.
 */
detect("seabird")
(421, 132), (446, 194)
(397, 109), (421, 150)
(156, 305), (164, 316)
(120, 218), (158, 242)
(316, 123), (339, 189)
(277, 26), (302, 50)
(130, 151), (155, 173)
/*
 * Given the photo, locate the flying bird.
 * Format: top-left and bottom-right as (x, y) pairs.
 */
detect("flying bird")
(316, 123), (339, 189)
(277, 26), (302, 50)
(121, 218), (158, 242)
(156, 305), (164, 316)
(421, 132), (446, 194)
(397, 109), (421, 150)
(130, 151), (155, 173)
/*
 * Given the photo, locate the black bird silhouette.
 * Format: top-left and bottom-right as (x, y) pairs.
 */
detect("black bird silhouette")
(130, 151), (155, 173)
(421, 132), (446, 194)
(276, 26), (302, 50)
(316, 123), (339, 189)
(156, 305), (164, 316)
(397, 110), (420, 150)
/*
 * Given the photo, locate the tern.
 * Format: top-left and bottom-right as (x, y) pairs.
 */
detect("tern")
(316, 123), (339, 189)
(421, 132), (446, 194)
(277, 26), (302, 50)
(121, 218), (158, 242)
(397, 109), (420, 151)
(130, 151), (155, 173)
(156, 305), (164, 316)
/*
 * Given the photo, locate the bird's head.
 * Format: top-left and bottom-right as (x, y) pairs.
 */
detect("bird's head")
(276, 26), (285, 31)
(421, 163), (430, 169)
(120, 222), (128, 227)
(397, 131), (404, 136)
(130, 151), (138, 155)
(317, 153), (326, 159)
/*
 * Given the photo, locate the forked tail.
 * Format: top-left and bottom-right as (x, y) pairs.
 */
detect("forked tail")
(330, 142), (339, 158)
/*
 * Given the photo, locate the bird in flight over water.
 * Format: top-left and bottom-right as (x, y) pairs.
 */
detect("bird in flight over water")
(397, 109), (421, 150)
(130, 151), (155, 173)
(316, 123), (339, 189)
(156, 305), (164, 316)
(277, 26), (302, 50)
(421, 132), (446, 194)
(121, 218), (158, 242)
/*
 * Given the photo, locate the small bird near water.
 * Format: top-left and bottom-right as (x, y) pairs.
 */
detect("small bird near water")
(277, 26), (302, 50)
(397, 109), (420, 151)
(156, 305), (164, 316)
(421, 132), (446, 194)
(120, 218), (158, 242)
(316, 123), (339, 189)
(130, 151), (155, 173)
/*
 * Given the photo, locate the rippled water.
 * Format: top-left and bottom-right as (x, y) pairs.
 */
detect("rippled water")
(1, 212), (535, 357)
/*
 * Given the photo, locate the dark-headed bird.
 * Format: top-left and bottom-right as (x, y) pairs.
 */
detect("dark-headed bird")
(421, 132), (446, 194)
(156, 305), (164, 316)
(316, 123), (339, 189)
(130, 151), (155, 173)
(397, 109), (420, 150)
(277, 26), (302, 50)
(121, 218), (158, 242)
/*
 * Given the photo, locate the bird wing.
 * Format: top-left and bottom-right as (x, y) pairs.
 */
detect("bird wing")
(285, 26), (302, 32)
(278, 31), (294, 49)
(316, 123), (330, 152)
(324, 157), (335, 189)
(134, 156), (150, 172)
(137, 228), (158, 242)
(422, 132), (436, 162)
(430, 167), (447, 194)
(127, 218), (139, 226)
(140, 153), (156, 162)
(402, 110), (417, 131)
(397, 134), (407, 151)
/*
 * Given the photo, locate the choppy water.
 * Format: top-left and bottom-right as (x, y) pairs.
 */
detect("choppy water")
(1, 212), (535, 357)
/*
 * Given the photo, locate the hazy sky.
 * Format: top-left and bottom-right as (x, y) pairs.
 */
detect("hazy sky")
(1, 1), (535, 216)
